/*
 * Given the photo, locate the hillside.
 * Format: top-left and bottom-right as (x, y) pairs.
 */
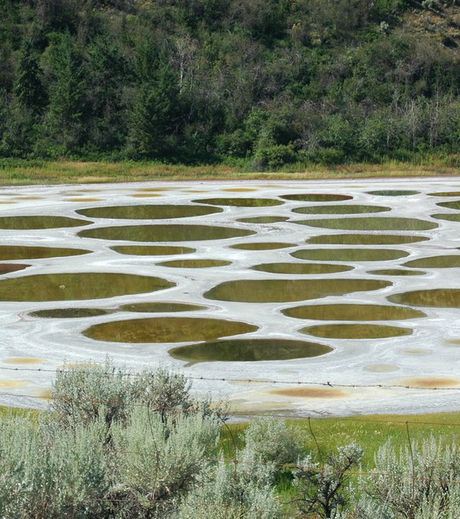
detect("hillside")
(0, 0), (459, 168)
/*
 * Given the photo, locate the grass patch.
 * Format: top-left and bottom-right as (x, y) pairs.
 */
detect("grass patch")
(223, 412), (460, 468)
(0, 158), (458, 185)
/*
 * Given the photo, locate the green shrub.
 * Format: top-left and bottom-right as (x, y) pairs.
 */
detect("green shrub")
(243, 417), (303, 466)
(354, 438), (460, 518)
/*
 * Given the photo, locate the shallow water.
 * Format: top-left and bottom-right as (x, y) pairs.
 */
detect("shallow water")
(281, 193), (352, 202)
(389, 289), (460, 308)
(0, 273), (173, 301)
(84, 317), (257, 343)
(169, 338), (332, 363)
(78, 204), (222, 219)
(192, 197), (283, 207)
(252, 262), (353, 275)
(231, 242), (294, 251)
(437, 200), (460, 210)
(293, 204), (390, 215)
(297, 217), (438, 231)
(306, 234), (428, 245)
(0, 245), (90, 260)
(204, 278), (390, 303)
(404, 256), (460, 268)
(432, 213), (460, 223)
(0, 264), (30, 275)
(292, 248), (409, 262)
(112, 245), (195, 255)
(119, 302), (206, 313)
(237, 216), (289, 224)
(303, 323), (412, 339)
(80, 224), (254, 242)
(369, 268), (426, 276)
(157, 259), (231, 268)
(0, 216), (91, 229)
(282, 304), (425, 321)
(367, 190), (419, 196)
(30, 308), (112, 318)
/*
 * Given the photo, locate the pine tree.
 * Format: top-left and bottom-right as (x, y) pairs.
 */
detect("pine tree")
(128, 62), (180, 159)
(14, 39), (46, 113)
(44, 32), (86, 152)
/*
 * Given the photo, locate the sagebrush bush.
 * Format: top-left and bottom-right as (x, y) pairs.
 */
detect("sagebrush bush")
(109, 408), (220, 517)
(0, 417), (109, 518)
(352, 438), (460, 519)
(0, 361), (278, 519)
(177, 452), (282, 518)
(243, 416), (303, 466)
(51, 361), (225, 430)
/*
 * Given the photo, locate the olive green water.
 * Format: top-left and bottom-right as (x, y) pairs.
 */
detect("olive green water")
(30, 308), (112, 318)
(0, 216), (91, 229)
(292, 248), (409, 262)
(0, 245), (91, 260)
(112, 245), (195, 255)
(437, 201), (460, 210)
(306, 234), (428, 245)
(78, 204), (222, 219)
(282, 304), (425, 321)
(367, 190), (419, 196)
(204, 278), (391, 303)
(231, 242), (294, 251)
(297, 217), (437, 231)
(389, 289), (460, 308)
(169, 338), (333, 363)
(158, 259), (231, 268)
(119, 302), (206, 313)
(238, 216), (290, 224)
(432, 213), (460, 223)
(293, 204), (390, 215)
(281, 194), (353, 202)
(303, 323), (412, 339)
(0, 273), (174, 301)
(84, 317), (257, 343)
(251, 262), (353, 275)
(369, 268), (426, 276)
(404, 256), (460, 268)
(79, 224), (254, 242)
(430, 192), (460, 197)
(192, 198), (283, 207)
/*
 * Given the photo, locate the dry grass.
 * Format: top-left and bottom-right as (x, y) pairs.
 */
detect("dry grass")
(0, 158), (458, 185)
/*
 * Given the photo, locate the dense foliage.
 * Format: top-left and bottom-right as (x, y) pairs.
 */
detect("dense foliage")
(0, 0), (459, 167)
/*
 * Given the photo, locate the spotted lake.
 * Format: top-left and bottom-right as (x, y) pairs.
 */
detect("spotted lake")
(1, 179), (460, 416)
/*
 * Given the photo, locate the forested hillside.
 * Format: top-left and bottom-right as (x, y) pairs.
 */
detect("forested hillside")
(1, 0), (459, 168)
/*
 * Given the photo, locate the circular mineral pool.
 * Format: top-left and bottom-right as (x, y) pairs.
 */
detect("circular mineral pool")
(282, 303), (425, 321)
(0, 273), (174, 301)
(192, 198), (283, 207)
(77, 204), (222, 219)
(84, 317), (257, 343)
(296, 217), (437, 231)
(204, 278), (391, 303)
(292, 248), (409, 262)
(281, 194), (352, 202)
(302, 323), (412, 339)
(169, 338), (333, 363)
(79, 224), (255, 242)
(293, 204), (390, 215)
(251, 263), (353, 275)
(389, 289), (460, 308)
(0, 216), (91, 229)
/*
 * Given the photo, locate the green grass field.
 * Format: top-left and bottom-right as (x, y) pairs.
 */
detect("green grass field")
(223, 412), (460, 468)
(0, 158), (458, 185)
